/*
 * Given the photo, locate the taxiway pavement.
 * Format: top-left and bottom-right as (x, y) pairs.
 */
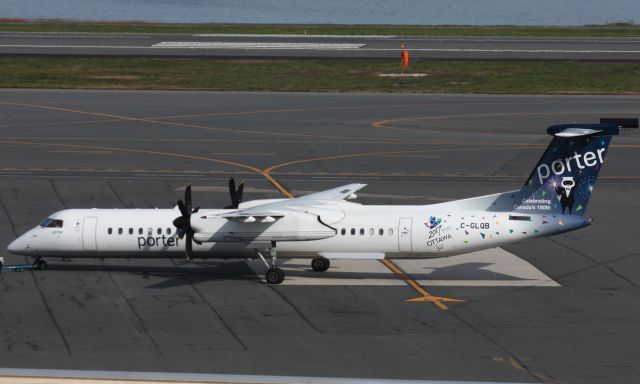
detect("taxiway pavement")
(0, 90), (639, 383)
(2, 32), (640, 61)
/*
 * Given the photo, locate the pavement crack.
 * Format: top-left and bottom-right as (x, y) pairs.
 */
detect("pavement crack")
(171, 259), (248, 351)
(0, 195), (30, 266)
(48, 179), (68, 209)
(447, 309), (542, 383)
(268, 286), (324, 334)
(548, 236), (640, 287)
(30, 274), (72, 355)
(104, 265), (162, 353)
(106, 179), (129, 207)
(604, 263), (640, 287)
(548, 237), (599, 265)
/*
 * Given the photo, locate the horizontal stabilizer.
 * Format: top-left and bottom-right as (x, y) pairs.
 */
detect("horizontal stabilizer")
(600, 117), (638, 129)
(547, 123), (620, 137)
(553, 128), (603, 137)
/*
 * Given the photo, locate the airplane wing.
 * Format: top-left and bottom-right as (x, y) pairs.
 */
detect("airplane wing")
(215, 183), (367, 221)
(288, 183), (367, 203)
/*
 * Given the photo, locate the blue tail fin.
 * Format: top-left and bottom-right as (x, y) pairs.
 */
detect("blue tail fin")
(510, 121), (626, 215)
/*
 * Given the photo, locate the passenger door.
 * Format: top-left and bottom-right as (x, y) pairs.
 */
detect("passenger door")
(82, 217), (98, 251)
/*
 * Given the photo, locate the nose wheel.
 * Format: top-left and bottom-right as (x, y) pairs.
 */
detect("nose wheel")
(256, 241), (285, 284)
(32, 258), (47, 270)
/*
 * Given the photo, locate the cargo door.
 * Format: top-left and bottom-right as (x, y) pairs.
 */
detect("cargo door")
(398, 217), (413, 252)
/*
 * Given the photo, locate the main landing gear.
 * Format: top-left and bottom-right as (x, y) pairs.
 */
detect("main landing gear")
(311, 257), (330, 272)
(256, 241), (284, 285)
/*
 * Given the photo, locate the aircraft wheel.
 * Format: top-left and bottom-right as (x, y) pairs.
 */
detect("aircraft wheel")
(311, 257), (330, 272)
(266, 267), (285, 284)
(34, 259), (47, 270)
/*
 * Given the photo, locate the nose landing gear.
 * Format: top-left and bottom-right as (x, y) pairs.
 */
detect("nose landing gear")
(32, 257), (48, 270)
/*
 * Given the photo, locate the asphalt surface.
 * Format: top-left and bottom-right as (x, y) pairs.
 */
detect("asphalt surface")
(3, 32), (640, 61)
(0, 90), (639, 383)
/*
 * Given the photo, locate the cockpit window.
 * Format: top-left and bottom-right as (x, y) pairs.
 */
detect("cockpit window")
(39, 218), (63, 228)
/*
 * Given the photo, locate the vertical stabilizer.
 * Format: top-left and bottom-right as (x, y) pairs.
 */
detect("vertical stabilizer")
(487, 119), (635, 216)
(511, 122), (624, 215)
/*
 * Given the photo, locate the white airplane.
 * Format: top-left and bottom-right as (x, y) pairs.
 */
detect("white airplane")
(4, 119), (635, 284)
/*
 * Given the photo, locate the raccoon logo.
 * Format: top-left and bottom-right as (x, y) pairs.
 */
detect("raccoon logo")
(554, 177), (577, 214)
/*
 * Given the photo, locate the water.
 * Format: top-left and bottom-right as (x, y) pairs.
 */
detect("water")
(2, 0), (639, 26)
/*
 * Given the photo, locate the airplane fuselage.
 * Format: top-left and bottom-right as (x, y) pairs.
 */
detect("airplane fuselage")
(8, 205), (589, 260)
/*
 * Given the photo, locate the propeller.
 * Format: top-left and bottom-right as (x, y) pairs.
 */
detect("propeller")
(173, 183), (201, 260)
(225, 177), (245, 209)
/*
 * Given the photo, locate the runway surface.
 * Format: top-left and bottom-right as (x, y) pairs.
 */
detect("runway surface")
(0, 90), (639, 383)
(3, 32), (640, 61)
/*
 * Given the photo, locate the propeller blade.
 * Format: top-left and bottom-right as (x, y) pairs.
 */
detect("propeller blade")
(185, 231), (193, 260)
(236, 181), (245, 206)
(228, 177), (237, 201)
(174, 183), (199, 248)
(173, 216), (187, 229)
(177, 200), (188, 217)
(226, 177), (244, 209)
(185, 183), (192, 212)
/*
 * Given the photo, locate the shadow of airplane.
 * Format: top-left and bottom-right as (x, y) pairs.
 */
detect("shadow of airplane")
(411, 262), (535, 281)
(19, 259), (536, 289)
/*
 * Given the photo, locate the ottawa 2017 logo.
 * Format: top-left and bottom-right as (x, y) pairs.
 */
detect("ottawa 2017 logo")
(424, 216), (452, 247)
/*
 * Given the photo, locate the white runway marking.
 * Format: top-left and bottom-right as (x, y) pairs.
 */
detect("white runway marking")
(193, 33), (396, 39)
(1, 44), (639, 55)
(362, 48), (640, 54)
(0, 44), (147, 49)
(152, 41), (366, 50)
(249, 248), (559, 287)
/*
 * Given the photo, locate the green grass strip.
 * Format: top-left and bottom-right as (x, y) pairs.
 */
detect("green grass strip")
(1, 21), (640, 37)
(2, 58), (640, 94)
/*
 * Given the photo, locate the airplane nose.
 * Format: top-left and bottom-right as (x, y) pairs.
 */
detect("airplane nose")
(7, 236), (27, 254)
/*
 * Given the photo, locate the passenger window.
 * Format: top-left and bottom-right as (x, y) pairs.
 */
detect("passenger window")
(157, 228), (162, 235)
(359, 228), (364, 235)
(108, 228), (112, 235)
(369, 228), (374, 236)
(138, 228), (143, 235)
(351, 228), (355, 235)
(341, 228), (346, 235)
(379, 228), (384, 236)
(118, 228), (123, 235)
(389, 228), (394, 236)
(166, 228), (172, 235)
(129, 228), (133, 235)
